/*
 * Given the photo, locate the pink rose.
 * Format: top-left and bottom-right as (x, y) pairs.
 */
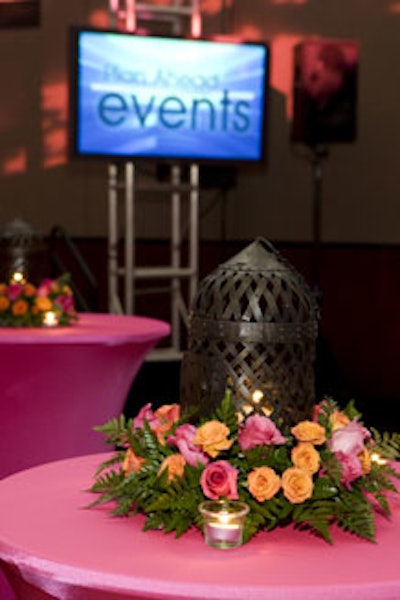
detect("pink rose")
(133, 403), (180, 443)
(200, 460), (239, 500)
(328, 420), (370, 456)
(7, 284), (23, 300)
(36, 279), (53, 297)
(133, 403), (158, 429)
(335, 451), (362, 489)
(54, 295), (75, 312)
(167, 424), (209, 467)
(312, 399), (330, 422)
(238, 414), (286, 450)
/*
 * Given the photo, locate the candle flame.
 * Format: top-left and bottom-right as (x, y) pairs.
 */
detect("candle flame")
(43, 311), (59, 327)
(252, 389), (263, 404)
(10, 271), (26, 284)
(370, 452), (387, 466)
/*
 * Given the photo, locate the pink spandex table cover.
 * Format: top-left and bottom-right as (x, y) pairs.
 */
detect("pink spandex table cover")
(0, 313), (170, 480)
(0, 454), (399, 600)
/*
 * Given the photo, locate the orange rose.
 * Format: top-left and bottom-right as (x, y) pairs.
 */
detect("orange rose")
(153, 403), (180, 443)
(358, 447), (371, 475)
(122, 448), (145, 475)
(291, 420), (326, 445)
(154, 403), (180, 427)
(194, 420), (233, 458)
(282, 467), (314, 504)
(248, 466), (281, 502)
(291, 442), (320, 475)
(23, 283), (37, 297)
(35, 297), (53, 312)
(0, 295), (10, 312)
(330, 410), (350, 431)
(153, 422), (175, 445)
(158, 454), (186, 482)
(11, 299), (28, 316)
(0, 284), (7, 294)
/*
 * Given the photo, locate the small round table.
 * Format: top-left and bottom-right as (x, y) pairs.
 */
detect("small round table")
(0, 453), (399, 600)
(0, 313), (170, 480)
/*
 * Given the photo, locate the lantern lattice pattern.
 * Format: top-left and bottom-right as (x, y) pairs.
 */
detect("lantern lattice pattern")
(180, 238), (319, 424)
(0, 218), (48, 283)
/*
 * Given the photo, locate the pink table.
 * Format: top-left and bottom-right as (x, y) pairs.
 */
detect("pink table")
(0, 313), (170, 480)
(0, 453), (399, 600)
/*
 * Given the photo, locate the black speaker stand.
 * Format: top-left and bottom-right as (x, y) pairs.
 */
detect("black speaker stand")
(310, 144), (329, 303)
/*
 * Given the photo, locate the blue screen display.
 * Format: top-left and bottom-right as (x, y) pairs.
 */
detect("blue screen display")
(72, 30), (269, 163)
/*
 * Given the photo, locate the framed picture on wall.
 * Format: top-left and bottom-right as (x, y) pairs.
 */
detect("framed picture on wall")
(0, 0), (39, 28)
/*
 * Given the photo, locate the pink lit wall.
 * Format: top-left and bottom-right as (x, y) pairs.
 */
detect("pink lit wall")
(0, 0), (399, 245)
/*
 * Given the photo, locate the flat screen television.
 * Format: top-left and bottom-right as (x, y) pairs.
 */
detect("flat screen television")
(69, 28), (269, 164)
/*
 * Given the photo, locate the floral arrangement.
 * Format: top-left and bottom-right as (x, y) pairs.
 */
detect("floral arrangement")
(0, 274), (78, 327)
(89, 391), (400, 544)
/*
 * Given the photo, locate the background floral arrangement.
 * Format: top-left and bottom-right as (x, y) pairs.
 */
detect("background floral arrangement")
(90, 391), (400, 544)
(0, 273), (78, 327)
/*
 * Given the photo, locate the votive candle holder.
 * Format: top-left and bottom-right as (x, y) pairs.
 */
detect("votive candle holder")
(42, 311), (59, 327)
(199, 500), (249, 549)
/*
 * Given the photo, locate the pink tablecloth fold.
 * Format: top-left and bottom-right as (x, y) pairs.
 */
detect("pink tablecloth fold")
(0, 454), (399, 600)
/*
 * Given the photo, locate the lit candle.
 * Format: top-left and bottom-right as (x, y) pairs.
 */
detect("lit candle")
(252, 389), (274, 417)
(10, 271), (26, 285)
(42, 311), (59, 327)
(237, 401), (256, 423)
(261, 404), (274, 417)
(199, 500), (249, 549)
(370, 452), (387, 466)
(206, 521), (241, 545)
(252, 389), (264, 404)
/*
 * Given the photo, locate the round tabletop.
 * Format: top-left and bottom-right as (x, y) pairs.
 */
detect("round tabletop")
(0, 312), (171, 345)
(0, 454), (399, 600)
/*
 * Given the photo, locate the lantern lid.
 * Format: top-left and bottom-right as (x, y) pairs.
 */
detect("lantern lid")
(0, 218), (44, 250)
(192, 237), (318, 325)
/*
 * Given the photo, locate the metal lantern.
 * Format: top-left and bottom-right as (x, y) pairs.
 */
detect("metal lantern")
(0, 218), (48, 283)
(180, 238), (319, 424)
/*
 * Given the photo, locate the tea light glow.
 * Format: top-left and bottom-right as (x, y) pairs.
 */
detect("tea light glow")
(10, 271), (26, 285)
(370, 452), (387, 466)
(252, 389), (263, 404)
(42, 311), (59, 327)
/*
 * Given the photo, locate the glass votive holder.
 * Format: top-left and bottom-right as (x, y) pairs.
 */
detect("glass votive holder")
(199, 500), (249, 549)
(42, 310), (59, 327)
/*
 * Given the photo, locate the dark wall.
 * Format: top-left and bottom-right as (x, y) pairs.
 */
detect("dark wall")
(51, 236), (400, 430)
(0, 1), (400, 246)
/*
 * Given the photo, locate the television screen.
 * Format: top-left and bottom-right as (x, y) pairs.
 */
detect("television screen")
(69, 28), (269, 164)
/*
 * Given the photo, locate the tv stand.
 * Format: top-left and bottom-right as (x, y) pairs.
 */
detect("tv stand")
(107, 1), (202, 360)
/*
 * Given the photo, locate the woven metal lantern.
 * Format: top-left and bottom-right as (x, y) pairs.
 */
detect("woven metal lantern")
(0, 218), (48, 283)
(180, 238), (319, 424)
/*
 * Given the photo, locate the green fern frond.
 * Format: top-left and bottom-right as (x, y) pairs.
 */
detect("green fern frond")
(214, 388), (238, 436)
(93, 452), (125, 477)
(293, 499), (337, 543)
(343, 399), (363, 421)
(89, 468), (124, 493)
(93, 414), (130, 446)
(370, 429), (400, 460)
(335, 489), (376, 542)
